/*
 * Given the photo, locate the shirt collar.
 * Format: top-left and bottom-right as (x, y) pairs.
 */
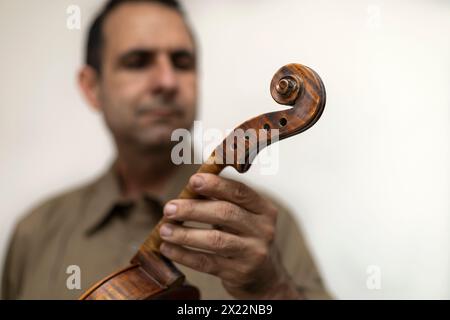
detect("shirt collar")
(82, 161), (201, 235)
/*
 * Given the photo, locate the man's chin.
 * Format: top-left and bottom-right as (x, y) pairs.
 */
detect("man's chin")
(134, 128), (178, 151)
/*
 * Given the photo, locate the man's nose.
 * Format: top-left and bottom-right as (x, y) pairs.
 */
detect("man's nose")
(151, 53), (178, 97)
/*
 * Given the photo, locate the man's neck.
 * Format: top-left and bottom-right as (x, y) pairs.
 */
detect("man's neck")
(115, 144), (177, 200)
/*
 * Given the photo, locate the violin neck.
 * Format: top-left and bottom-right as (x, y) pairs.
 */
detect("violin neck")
(130, 154), (226, 284)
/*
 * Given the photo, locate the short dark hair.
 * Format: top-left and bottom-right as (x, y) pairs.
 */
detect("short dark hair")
(86, 0), (185, 74)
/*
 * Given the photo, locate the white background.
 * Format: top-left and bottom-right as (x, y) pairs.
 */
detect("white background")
(0, 0), (448, 299)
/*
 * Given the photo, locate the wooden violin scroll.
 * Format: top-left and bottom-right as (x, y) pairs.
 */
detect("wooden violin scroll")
(80, 63), (326, 300)
(226, 63), (326, 173)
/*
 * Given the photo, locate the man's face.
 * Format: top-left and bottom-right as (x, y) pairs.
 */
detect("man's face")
(98, 3), (197, 150)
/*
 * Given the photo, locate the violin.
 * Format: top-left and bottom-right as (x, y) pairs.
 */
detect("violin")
(79, 63), (326, 300)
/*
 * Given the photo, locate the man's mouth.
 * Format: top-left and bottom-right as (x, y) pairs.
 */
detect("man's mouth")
(135, 106), (184, 123)
(136, 107), (183, 124)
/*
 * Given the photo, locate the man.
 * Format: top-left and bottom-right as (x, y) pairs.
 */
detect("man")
(2, 0), (330, 299)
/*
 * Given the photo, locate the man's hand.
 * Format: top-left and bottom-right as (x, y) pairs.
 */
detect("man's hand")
(159, 173), (303, 299)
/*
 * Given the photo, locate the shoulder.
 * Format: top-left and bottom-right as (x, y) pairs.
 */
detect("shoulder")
(258, 189), (310, 258)
(2, 179), (97, 299)
(256, 189), (303, 239)
(255, 188), (333, 299)
(12, 179), (96, 244)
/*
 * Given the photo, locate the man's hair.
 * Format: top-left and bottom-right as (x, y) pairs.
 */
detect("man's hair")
(86, 0), (185, 74)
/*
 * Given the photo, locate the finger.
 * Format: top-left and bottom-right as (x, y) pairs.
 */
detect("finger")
(160, 242), (235, 280)
(163, 199), (261, 236)
(159, 223), (248, 257)
(188, 173), (277, 216)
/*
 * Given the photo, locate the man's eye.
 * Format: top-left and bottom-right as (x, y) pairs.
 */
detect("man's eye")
(122, 53), (153, 69)
(171, 51), (196, 71)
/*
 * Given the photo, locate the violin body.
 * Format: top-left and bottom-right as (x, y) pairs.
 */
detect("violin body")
(80, 265), (199, 300)
(80, 251), (200, 300)
(80, 63), (326, 300)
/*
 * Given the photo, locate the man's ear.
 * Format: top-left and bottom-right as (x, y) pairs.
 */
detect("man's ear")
(78, 65), (102, 112)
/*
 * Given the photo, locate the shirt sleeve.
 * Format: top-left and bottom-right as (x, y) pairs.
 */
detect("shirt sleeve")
(1, 220), (28, 300)
(272, 196), (333, 299)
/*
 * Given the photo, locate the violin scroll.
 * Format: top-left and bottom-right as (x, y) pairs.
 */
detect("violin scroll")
(215, 63), (326, 173)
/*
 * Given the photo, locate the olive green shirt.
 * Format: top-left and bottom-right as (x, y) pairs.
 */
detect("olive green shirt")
(1, 163), (330, 300)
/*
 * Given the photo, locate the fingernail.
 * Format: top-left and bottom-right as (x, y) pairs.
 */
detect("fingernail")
(164, 203), (177, 218)
(191, 175), (204, 189)
(160, 224), (173, 237)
